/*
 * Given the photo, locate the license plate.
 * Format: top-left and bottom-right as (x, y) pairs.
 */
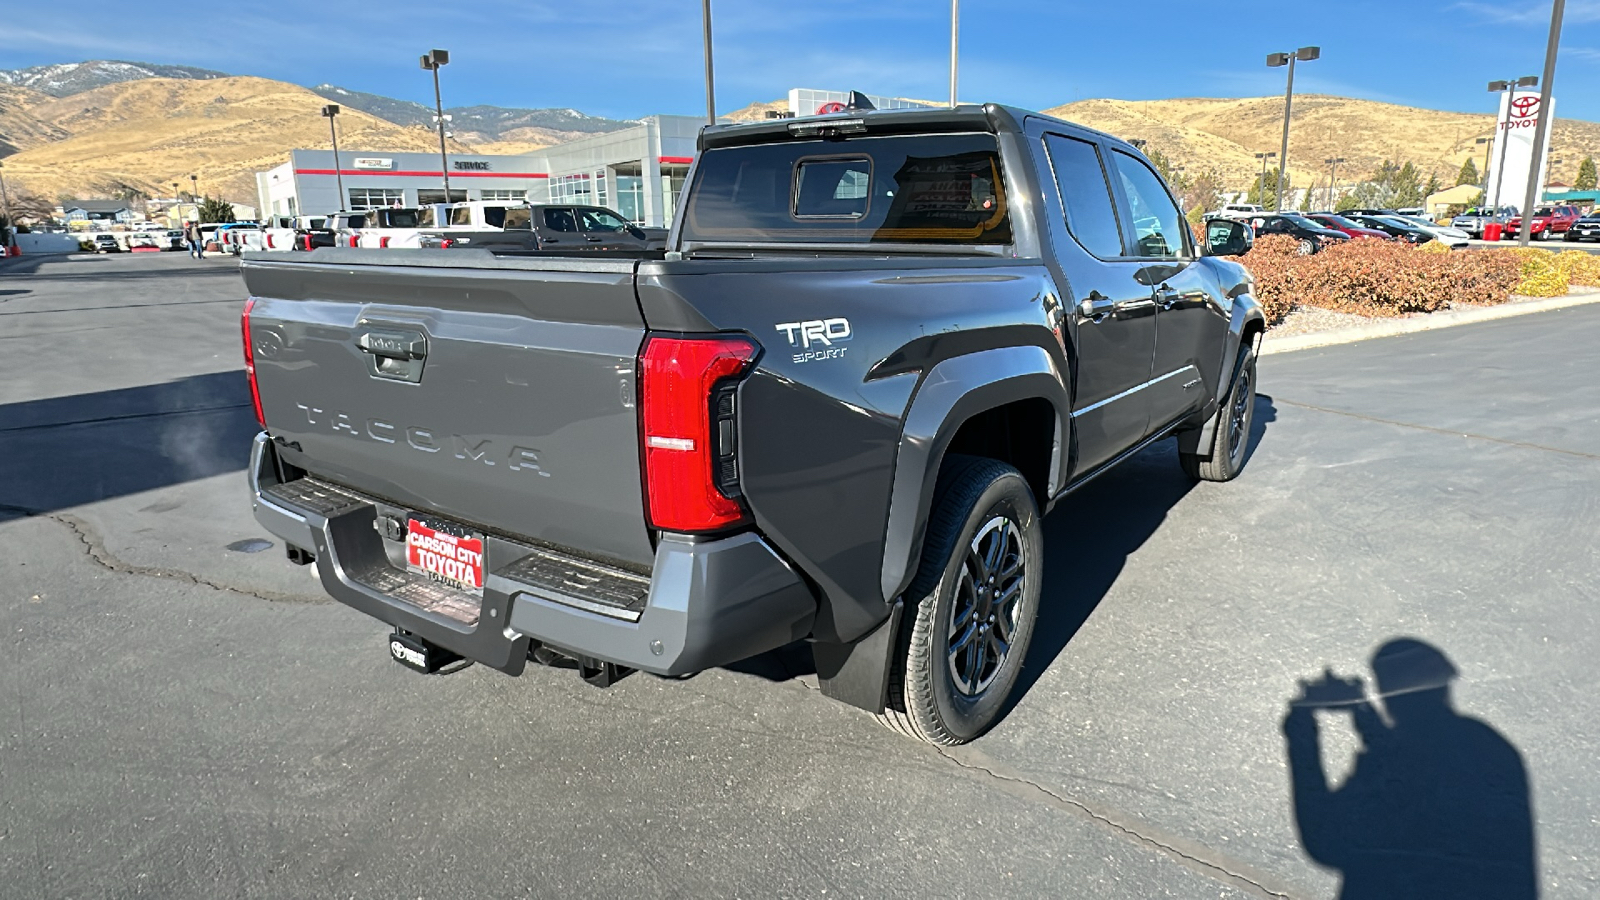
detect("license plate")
(405, 518), (485, 595)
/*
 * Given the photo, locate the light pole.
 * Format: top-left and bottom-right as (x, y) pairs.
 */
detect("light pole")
(1324, 157), (1344, 209)
(701, 0), (716, 125)
(949, 0), (959, 107)
(322, 104), (346, 212)
(189, 174), (198, 212)
(0, 161), (11, 227)
(421, 49), (452, 199)
(1267, 46), (1320, 213)
(1518, 0), (1565, 246)
(1475, 136), (1492, 202)
(1255, 151), (1276, 207)
(1487, 75), (1538, 215)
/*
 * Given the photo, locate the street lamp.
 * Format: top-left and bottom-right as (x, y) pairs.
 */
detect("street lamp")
(322, 104), (346, 212)
(1255, 151), (1276, 207)
(1324, 157), (1345, 209)
(1518, 0), (1566, 246)
(949, 0), (959, 107)
(420, 49), (452, 199)
(1486, 75), (1538, 215)
(0, 160), (11, 228)
(701, 0), (716, 124)
(189, 173), (198, 203)
(1267, 46), (1320, 212)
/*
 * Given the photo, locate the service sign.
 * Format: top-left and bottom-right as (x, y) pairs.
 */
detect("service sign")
(353, 158), (393, 170)
(405, 519), (485, 595)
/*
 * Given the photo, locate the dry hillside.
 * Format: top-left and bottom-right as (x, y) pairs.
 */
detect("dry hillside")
(1047, 94), (1600, 193)
(0, 77), (492, 204)
(0, 84), (67, 155)
(727, 94), (1600, 195)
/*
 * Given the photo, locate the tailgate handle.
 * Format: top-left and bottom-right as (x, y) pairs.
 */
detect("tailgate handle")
(356, 329), (428, 383)
(357, 330), (427, 360)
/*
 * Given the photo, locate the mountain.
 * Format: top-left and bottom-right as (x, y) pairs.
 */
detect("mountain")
(0, 84), (67, 156)
(0, 60), (226, 97)
(309, 84), (635, 142)
(725, 94), (1600, 194)
(0, 77), (481, 204)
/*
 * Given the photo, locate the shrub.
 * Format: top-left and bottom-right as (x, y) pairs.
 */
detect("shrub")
(1501, 247), (1569, 297)
(1239, 236), (1522, 322)
(1555, 250), (1600, 288)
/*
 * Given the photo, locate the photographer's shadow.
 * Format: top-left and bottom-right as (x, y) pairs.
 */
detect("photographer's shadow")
(1283, 639), (1537, 899)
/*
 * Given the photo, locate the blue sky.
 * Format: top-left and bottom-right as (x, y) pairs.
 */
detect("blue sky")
(3, 0), (1599, 121)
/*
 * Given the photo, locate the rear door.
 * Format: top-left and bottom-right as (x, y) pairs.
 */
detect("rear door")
(1106, 148), (1227, 431)
(535, 207), (580, 249)
(242, 256), (656, 566)
(1038, 130), (1156, 473)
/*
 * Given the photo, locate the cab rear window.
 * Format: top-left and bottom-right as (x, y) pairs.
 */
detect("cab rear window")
(682, 133), (1012, 245)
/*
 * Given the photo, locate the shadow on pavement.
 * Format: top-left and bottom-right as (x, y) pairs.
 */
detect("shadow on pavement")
(1283, 638), (1537, 899)
(0, 370), (259, 517)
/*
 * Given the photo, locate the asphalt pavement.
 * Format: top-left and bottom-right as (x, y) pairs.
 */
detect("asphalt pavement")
(2, 251), (1597, 899)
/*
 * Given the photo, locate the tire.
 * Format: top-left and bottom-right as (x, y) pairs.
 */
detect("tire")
(1297, 238), (1316, 255)
(1180, 347), (1258, 482)
(877, 455), (1043, 746)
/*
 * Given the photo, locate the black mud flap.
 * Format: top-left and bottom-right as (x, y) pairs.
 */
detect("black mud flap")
(389, 629), (464, 674)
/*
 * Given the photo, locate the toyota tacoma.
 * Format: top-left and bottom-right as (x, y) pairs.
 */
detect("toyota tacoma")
(240, 102), (1264, 744)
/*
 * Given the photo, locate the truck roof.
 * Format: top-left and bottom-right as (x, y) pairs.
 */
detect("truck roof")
(699, 102), (1126, 152)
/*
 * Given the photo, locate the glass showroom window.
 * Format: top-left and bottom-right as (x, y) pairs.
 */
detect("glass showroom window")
(549, 175), (593, 205)
(616, 176), (644, 224)
(478, 190), (527, 202)
(347, 188), (405, 210)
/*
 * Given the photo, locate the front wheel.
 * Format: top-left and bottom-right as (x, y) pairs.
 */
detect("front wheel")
(1297, 238), (1316, 255)
(1180, 347), (1258, 482)
(877, 456), (1042, 745)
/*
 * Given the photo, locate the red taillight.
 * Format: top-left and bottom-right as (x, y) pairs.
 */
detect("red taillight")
(380, 236), (391, 248)
(348, 235), (359, 248)
(639, 334), (758, 533)
(241, 298), (265, 427)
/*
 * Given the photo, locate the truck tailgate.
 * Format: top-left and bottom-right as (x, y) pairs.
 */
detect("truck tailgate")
(241, 252), (654, 567)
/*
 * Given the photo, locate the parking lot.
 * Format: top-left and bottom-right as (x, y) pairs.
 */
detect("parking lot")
(3, 250), (1598, 898)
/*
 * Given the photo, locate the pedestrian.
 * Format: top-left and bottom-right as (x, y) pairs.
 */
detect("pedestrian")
(184, 221), (204, 259)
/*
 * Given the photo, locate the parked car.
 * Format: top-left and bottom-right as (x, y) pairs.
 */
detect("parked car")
(1246, 213), (1349, 253)
(1563, 212), (1600, 243)
(1304, 213), (1393, 241)
(1501, 206), (1583, 241)
(164, 229), (187, 251)
(1450, 206), (1517, 238)
(1210, 203), (1266, 220)
(90, 234), (121, 254)
(238, 102), (1265, 746)
(127, 232), (163, 252)
(1343, 214), (1433, 244)
(419, 204), (667, 252)
(1395, 216), (1470, 248)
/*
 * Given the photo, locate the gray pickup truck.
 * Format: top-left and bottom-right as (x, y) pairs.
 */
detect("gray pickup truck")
(241, 103), (1263, 744)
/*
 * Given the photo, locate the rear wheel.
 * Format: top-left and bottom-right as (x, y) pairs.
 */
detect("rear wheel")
(1297, 238), (1316, 255)
(1180, 347), (1258, 482)
(877, 455), (1042, 746)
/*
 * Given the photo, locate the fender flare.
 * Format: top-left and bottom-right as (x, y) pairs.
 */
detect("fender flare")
(1184, 294), (1265, 457)
(878, 345), (1069, 604)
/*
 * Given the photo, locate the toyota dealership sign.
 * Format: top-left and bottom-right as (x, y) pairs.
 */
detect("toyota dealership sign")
(1486, 91), (1555, 211)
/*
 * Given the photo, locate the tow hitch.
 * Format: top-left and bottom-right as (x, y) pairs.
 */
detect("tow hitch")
(528, 642), (633, 688)
(389, 629), (464, 674)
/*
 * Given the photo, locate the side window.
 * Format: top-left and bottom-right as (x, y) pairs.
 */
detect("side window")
(579, 209), (630, 232)
(1111, 150), (1187, 259)
(450, 206), (473, 226)
(542, 208), (578, 232)
(1042, 134), (1124, 258)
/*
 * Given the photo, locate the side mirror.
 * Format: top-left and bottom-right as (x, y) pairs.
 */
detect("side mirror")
(1204, 220), (1253, 257)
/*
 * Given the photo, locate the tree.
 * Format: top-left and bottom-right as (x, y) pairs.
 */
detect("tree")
(1246, 167), (1283, 210)
(1181, 168), (1224, 218)
(197, 196), (235, 224)
(1577, 157), (1598, 191)
(1298, 186), (1313, 212)
(1392, 162), (1422, 207)
(1457, 157), (1479, 186)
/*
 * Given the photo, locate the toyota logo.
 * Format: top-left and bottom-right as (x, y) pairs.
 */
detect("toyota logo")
(1510, 96), (1540, 119)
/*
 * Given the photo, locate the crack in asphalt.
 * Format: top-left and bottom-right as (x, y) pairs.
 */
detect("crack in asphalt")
(43, 512), (328, 605)
(931, 746), (1298, 899)
(1276, 398), (1600, 462)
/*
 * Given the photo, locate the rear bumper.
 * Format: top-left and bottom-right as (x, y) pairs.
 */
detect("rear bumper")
(248, 432), (816, 676)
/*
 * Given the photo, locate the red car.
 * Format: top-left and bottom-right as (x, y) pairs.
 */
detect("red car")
(1501, 206), (1582, 240)
(1306, 213), (1393, 241)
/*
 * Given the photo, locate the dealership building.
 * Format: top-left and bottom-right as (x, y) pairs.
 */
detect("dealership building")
(256, 89), (940, 226)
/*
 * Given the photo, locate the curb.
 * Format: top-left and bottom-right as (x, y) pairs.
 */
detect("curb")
(1261, 287), (1600, 355)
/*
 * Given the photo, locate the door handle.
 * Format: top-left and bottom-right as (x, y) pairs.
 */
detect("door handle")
(1077, 292), (1116, 321)
(1113, 296), (1156, 315)
(585, 236), (604, 242)
(1157, 286), (1181, 310)
(357, 330), (427, 360)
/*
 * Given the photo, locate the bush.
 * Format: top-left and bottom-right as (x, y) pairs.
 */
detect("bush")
(1555, 250), (1600, 288)
(1501, 247), (1568, 297)
(1240, 235), (1522, 323)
